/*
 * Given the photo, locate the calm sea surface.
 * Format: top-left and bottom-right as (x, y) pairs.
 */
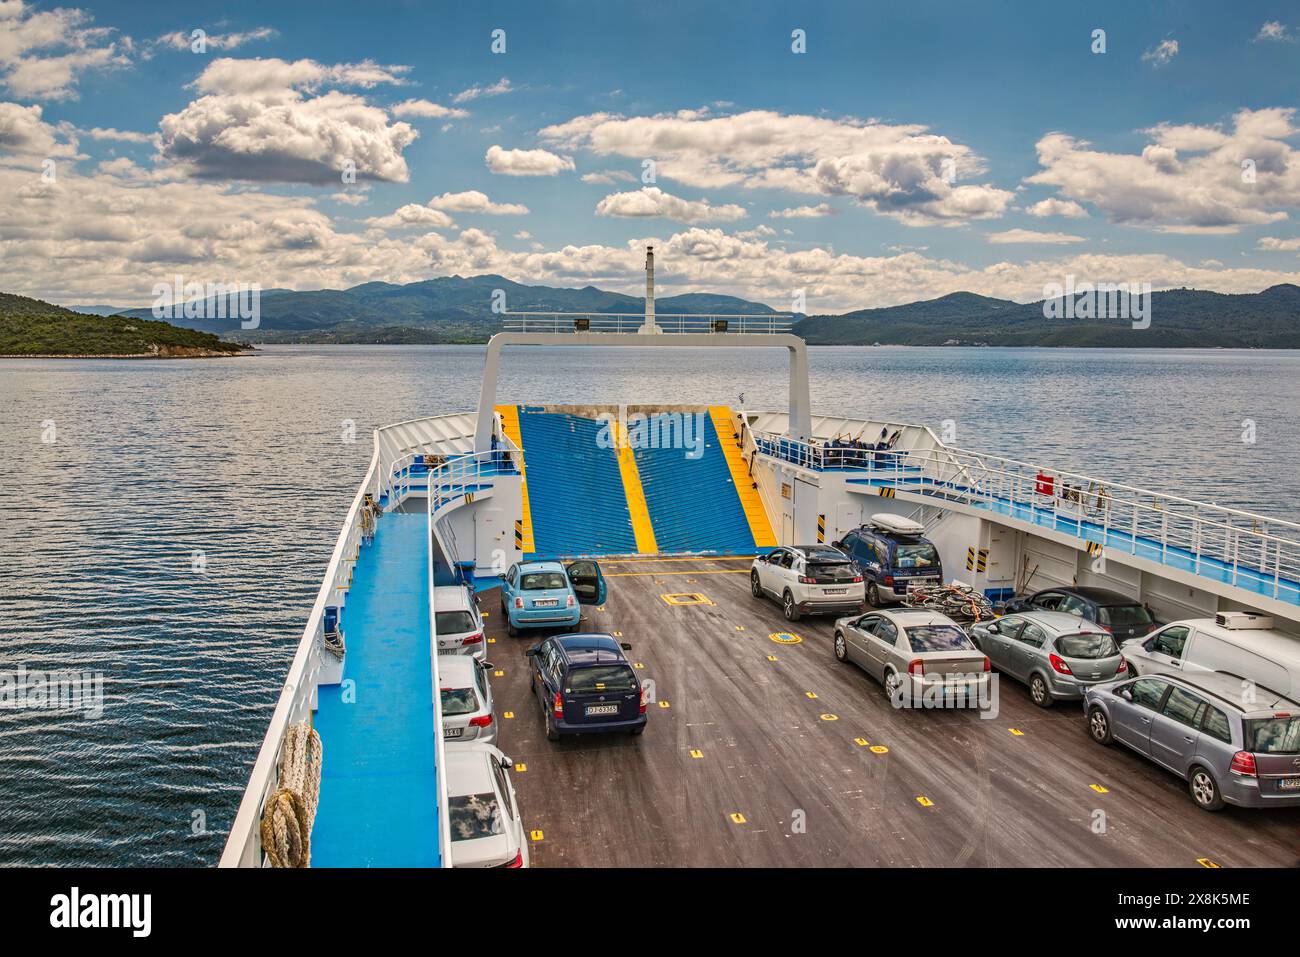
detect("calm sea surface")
(1, 345), (1298, 865)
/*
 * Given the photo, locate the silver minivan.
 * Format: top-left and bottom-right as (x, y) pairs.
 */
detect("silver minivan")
(1122, 613), (1299, 699)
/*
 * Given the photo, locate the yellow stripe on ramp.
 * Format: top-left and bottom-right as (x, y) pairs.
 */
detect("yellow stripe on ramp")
(494, 404), (534, 553)
(709, 406), (777, 548)
(613, 418), (658, 554)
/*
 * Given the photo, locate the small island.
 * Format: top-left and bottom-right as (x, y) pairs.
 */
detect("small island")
(0, 292), (252, 358)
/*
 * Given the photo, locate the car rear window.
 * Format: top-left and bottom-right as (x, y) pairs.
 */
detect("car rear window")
(906, 624), (974, 652)
(1246, 716), (1300, 754)
(448, 792), (503, 841)
(1097, 603), (1153, 627)
(436, 610), (476, 634)
(440, 687), (477, 716)
(521, 572), (566, 590)
(567, 665), (638, 694)
(808, 562), (858, 582)
(895, 544), (939, 569)
(1056, 632), (1119, 659)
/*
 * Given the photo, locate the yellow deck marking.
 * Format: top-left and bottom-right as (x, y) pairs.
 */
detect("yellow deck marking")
(530, 829), (544, 841)
(494, 670), (504, 677)
(660, 592), (713, 605)
(819, 713), (838, 721)
(1089, 784), (1109, 794)
(1197, 858), (1221, 868)
(494, 404), (534, 553)
(482, 611), (490, 618)
(612, 417), (658, 554)
(514, 763), (527, 772)
(658, 700), (670, 708)
(805, 691), (818, 699)
(709, 406), (777, 547)
(610, 569), (747, 578)
(735, 625), (745, 631)
(595, 606), (605, 612)
(689, 749), (703, 759)
(633, 662), (645, 669)
(870, 745), (889, 754)
(503, 711), (514, 719)
(1009, 728), (1024, 736)
(770, 631), (803, 644)
(766, 655), (778, 661)
(729, 812), (746, 824)
(854, 737), (869, 747)
(612, 630), (623, 637)
(916, 796), (934, 807)
(487, 637), (496, 644)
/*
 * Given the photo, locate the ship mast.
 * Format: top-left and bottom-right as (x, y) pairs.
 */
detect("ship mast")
(639, 245), (660, 334)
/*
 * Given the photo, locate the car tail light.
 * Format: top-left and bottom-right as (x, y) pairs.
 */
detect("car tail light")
(514, 597), (523, 609)
(1099, 625), (1113, 634)
(884, 575), (895, 586)
(502, 850), (523, 868)
(1049, 653), (1073, 675)
(553, 692), (564, 719)
(799, 576), (816, 584)
(852, 575), (863, 583)
(469, 714), (493, 728)
(1116, 657), (1128, 674)
(983, 656), (991, 672)
(566, 594), (575, 607)
(907, 658), (924, 676)
(461, 632), (483, 646)
(639, 683), (648, 714)
(1229, 751), (1257, 777)
(1275, 712), (1292, 718)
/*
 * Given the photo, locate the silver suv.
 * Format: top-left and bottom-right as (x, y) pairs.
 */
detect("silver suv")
(1083, 671), (1300, 811)
(750, 545), (865, 621)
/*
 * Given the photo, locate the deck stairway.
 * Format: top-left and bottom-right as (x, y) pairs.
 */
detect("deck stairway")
(515, 408), (638, 557)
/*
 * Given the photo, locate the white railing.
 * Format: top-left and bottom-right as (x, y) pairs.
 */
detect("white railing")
(501, 312), (793, 334)
(750, 429), (1300, 603)
(219, 436), (381, 868)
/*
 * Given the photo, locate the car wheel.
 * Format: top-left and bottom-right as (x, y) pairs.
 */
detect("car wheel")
(507, 620), (519, 638)
(544, 710), (560, 742)
(833, 632), (848, 662)
(782, 590), (801, 622)
(882, 668), (902, 701)
(1188, 766), (1224, 811)
(867, 582), (881, 607)
(751, 572), (763, 599)
(1124, 659), (1139, 677)
(1029, 674), (1053, 708)
(1087, 706), (1113, 744)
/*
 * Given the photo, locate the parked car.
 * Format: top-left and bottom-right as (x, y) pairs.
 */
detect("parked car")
(500, 560), (606, 636)
(527, 633), (647, 740)
(434, 584), (486, 660)
(834, 514), (943, 607)
(444, 743), (529, 867)
(1003, 585), (1158, 641)
(970, 610), (1127, 707)
(833, 608), (990, 706)
(1083, 671), (1300, 811)
(1121, 612), (1299, 698)
(439, 654), (496, 745)
(750, 544), (865, 621)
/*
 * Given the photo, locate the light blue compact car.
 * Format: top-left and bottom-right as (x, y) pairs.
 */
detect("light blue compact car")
(500, 560), (606, 636)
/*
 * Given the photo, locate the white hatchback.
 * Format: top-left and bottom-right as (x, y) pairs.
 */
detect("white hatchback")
(445, 743), (529, 868)
(751, 545), (866, 622)
(434, 584), (486, 661)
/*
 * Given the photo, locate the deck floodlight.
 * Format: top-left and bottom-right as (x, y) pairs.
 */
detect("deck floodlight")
(574, 317), (590, 331)
(711, 318), (729, 332)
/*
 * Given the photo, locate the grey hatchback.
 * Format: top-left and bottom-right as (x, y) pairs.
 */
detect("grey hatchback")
(970, 610), (1127, 708)
(1083, 671), (1300, 811)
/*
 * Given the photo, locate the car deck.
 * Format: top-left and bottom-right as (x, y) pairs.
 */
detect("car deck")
(480, 554), (1300, 868)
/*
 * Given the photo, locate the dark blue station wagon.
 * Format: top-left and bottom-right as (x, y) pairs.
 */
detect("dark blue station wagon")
(527, 633), (648, 741)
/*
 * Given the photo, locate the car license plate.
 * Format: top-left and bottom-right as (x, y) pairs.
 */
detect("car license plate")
(1279, 778), (1300, 790)
(824, 588), (847, 595)
(533, 598), (558, 607)
(443, 727), (463, 739)
(585, 703), (618, 717)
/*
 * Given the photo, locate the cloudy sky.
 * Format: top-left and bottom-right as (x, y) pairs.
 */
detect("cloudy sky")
(3, 0), (1300, 311)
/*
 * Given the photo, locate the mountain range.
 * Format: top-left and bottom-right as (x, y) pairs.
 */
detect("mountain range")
(52, 277), (1300, 348)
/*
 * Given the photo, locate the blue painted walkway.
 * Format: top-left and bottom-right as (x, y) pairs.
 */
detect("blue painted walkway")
(313, 511), (440, 867)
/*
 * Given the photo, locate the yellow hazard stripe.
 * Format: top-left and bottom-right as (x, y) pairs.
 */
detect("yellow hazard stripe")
(612, 418), (658, 554)
(494, 404), (534, 552)
(708, 406), (776, 548)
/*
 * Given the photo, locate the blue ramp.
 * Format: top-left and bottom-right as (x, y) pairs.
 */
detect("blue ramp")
(634, 415), (757, 554)
(516, 409), (637, 557)
(312, 511), (440, 867)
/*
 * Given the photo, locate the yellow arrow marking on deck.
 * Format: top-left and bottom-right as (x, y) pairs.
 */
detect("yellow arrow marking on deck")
(820, 713), (838, 721)
(729, 813), (746, 824)
(1009, 728), (1024, 736)
(916, 796), (934, 807)
(530, 830), (544, 842)
(870, 745), (889, 754)
(854, 737), (869, 747)
(1197, 858), (1221, 868)
(689, 749), (703, 759)
(1090, 784), (1109, 794)
(514, 763), (526, 772)
(612, 631), (622, 637)
(503, 711), (514, 719)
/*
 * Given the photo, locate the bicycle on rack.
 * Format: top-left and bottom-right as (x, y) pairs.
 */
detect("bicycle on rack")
(902, 580), (996, 623)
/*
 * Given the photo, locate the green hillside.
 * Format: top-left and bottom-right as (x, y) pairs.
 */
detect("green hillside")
(0, 294), (250, 356)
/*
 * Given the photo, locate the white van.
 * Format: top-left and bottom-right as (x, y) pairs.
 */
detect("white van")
(1121, 612), (1300, 699)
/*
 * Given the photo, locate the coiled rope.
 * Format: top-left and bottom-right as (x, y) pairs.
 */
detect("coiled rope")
(259, 722), (322, 868)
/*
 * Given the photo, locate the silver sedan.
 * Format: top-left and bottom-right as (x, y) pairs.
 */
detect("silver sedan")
(969, 610), (1127, 707)
(833, 608), (990, 707)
